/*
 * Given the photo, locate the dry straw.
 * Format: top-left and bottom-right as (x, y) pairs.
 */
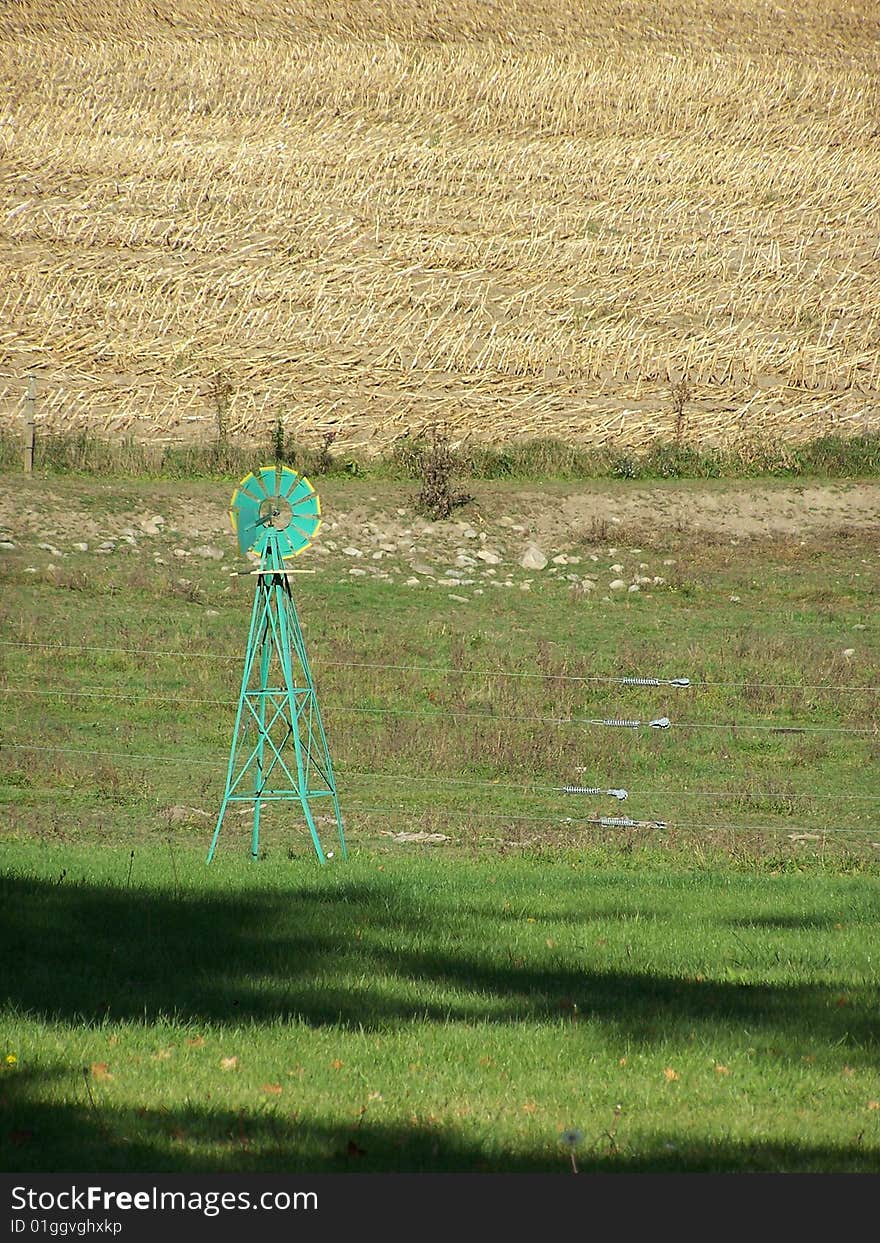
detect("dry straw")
(1, 1), (879, 451)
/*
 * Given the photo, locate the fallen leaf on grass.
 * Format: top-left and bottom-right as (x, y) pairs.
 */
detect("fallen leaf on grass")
(868, 1101), (880, 1111)
(331, 1059), (344, 1071)
(186, 1037), (206, 1048)
(91, 1063), (113, 1080)
(522, 1101), (538, 1114)
(714, 1065), (730, 1076)
(220, 1057), (239, 1071)
(153, 1048), (174, 1061)
(664, 1068), (679, 1082)
(261, 1083), (282, 1095)
(170, 1128), (187, 1142)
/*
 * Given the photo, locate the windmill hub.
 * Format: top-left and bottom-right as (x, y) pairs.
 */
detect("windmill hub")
(259, 497), (292, 530)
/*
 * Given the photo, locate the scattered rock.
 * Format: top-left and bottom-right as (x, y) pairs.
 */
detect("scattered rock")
(610, 563), (624, 573)
(405, 577), (419, 586)
(349, 567), (367, 576)
(412, 562), (434, 575)
(172, 548), (189, 558)
(72, 542), (88, 552)
(163, 805), (210, 824)
(476, 549), (502, 565)
(462, 528), (479, 539)
(139, 519), (162, 535)
(193, 544), (223, 560)
(455, 553), (477, 567)
(205, 609), (219, 617)
(842, 648), (855, 658)
(551, 554), (568, 565)
(342, 546), (363, 557)
(609, 579), (626, 591)
(383, 831), (449, 844)
(729, 595), (741, 603)
(37, 542), (62, 556)
(520, 546), (548, 570)
(448, 594), (469, 603)
(0, 540), (15, 550)
(663, 558), (676, 566)
(628, 583), (641, 593)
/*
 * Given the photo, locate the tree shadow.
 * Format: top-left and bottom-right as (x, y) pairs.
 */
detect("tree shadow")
(1, 1066), (876, 1175)
(1, 871), (876, 1058)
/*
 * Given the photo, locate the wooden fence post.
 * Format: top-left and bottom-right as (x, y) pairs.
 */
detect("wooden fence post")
(23, 375), (36, 473)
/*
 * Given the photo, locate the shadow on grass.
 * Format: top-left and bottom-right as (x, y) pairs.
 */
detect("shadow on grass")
(1, 872), (876, 1059)
(1, 1065), (877, 1175)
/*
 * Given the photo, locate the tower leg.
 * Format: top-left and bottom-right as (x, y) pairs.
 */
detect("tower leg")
(252, 618), (271, 860)
(207, 579), (264, 864)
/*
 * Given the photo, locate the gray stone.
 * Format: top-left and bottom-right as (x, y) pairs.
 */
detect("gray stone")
(342, 546), (363, 557)
(476, 549), (502, 565)
(0, 540), (16, 550)
(520, 546), (548, 570)
(609, 579), (626, 591)
(193, 544), (223, 560)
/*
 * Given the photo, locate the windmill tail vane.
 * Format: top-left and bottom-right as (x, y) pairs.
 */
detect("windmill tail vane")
(207, 466), (345, 865)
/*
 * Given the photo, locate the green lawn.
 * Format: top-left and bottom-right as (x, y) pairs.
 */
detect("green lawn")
(2, 845), (879, 1173)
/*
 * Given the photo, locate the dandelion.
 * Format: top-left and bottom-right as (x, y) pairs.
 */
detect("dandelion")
(559, 1128), (583, 1173)
(5, 1054), (17, 1067)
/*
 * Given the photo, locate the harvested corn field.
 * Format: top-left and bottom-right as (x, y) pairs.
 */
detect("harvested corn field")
(1, 1), (879, 452)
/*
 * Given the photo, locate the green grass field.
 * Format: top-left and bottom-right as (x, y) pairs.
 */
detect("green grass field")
(2, 845), (880, 1173)
(1, 469), (878, 1171)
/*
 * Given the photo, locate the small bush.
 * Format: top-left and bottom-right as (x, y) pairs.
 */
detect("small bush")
(394, 426), (473, 519)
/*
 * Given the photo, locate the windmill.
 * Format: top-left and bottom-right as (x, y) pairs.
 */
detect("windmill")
(207, 466), (345, 864)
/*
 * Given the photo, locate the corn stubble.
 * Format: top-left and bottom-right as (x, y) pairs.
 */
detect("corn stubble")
(1, 1), (878, 452)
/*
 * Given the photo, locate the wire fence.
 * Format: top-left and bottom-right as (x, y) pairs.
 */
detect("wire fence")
(2, 635), (877, 849)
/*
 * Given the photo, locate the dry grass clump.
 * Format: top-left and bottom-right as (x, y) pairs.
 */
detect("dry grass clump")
(1, 1), (879, 452)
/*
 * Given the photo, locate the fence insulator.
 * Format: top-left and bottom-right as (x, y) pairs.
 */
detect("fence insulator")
(596, 816), (668, 830)
(564, 786), (628, 800)
(618, 676), (690, 688)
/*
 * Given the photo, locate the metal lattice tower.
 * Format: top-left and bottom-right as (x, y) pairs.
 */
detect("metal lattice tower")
(207, 466), (346, 865)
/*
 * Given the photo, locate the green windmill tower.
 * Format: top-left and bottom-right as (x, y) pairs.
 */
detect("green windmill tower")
(207, 465), (346, 865)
